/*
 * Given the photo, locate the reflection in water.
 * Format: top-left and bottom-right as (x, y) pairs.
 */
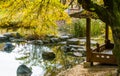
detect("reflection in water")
(0, 52), (20, 76)
(0, 42), (84, 76)
(4, 42), (15, 53)
(14, 43), (47, 76)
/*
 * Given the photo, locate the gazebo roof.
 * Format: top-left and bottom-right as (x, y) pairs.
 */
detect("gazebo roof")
(69, 10), (98, 19)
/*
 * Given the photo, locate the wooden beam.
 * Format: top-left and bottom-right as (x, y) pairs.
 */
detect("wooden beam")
(86, 18), (91, 62)
(105, 23), (109, 41)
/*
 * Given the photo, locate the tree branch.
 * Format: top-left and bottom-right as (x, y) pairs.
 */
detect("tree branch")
(93, 4), (110, 23)
(78, 0), (111, 24)
(68, 0), (74, 6)
(103, 0), (113, 10)
(21, 0), (27, 8)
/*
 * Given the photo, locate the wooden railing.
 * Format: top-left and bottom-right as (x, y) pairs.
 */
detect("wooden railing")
(92, 44), (106, 52)
(91, 53), (116, 64)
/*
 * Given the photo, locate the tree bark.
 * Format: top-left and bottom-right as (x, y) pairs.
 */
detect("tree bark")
(111, 26), (120, 64)
(111, 26), (120, 75)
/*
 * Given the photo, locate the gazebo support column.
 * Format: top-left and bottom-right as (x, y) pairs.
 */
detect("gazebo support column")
(105, 24), (114, 49)
(105, 24), (109, 43)
(86, 18), (93, 66)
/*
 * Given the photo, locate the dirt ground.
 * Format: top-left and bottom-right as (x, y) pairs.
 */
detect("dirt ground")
(57, 62), (118, 76)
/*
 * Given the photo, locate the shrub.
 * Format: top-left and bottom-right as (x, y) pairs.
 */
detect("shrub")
(69, 19), (105, 37)
(71, 19), (86, 37)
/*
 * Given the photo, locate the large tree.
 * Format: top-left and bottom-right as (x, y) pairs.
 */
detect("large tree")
(0, 0), (71, 37)
(78, 0), (120, 75)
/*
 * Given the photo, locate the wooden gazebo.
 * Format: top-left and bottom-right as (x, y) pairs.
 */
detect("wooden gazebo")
(85, 18), (116, 65)
(70, 11), (117, 65)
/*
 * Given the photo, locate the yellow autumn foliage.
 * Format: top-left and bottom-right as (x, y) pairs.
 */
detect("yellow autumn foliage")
(0, 0), (71, 37)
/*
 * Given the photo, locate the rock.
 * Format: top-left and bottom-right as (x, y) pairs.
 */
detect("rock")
(35, 40), (43, 45)
(58, 41), (66, 45)
(67, 34), (73, 38)
(4, 42), (15, 53)
(0, 35), (8, 42)
(59, 35), (69, 41)
(11, 32), (22, 38)
(69, 45), (84, 49)
(61, 45), (86, 54)
(3, 33), (13, 38)
(11, 39), (26, 42)
(80, 39), (86, 43)
(27, 40), (43, 45)
(70, 48), (77, 51)
(42, 52), (55, 60)
(42, 40), (50, 44)
(91, 40), (97, 46)
(77, 48), (86, 56)
(46, 34), (55, 38)
(77, 48), (86, 51)
(3, 32), (21, 41)
(61, 45), (71, 52)
(17, 64), (32, 76)
(80, 39), (86, 46)
(67, 38), (80, 45)
(73, 52), (83, 57)
(50, 38), (60, 43)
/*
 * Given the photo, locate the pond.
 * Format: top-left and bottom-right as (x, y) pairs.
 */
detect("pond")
(0, 42), (84, 76)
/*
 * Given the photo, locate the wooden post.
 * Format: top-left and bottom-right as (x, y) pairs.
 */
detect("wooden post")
(96, 43), (100, 52)
(105, 23), (109, 42)
(86, 18), (91, 62)
(105, 23), (110, 49)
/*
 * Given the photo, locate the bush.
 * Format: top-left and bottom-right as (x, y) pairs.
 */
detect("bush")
(69, 19), (105, 37)
(91, 19), (105, 36)
(71, 19), (86, 37)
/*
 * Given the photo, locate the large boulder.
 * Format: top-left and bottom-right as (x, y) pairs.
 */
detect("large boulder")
(17, 64), (32, 76)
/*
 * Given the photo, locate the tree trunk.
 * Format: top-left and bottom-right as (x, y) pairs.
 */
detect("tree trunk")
(111, 25), (120, 75)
